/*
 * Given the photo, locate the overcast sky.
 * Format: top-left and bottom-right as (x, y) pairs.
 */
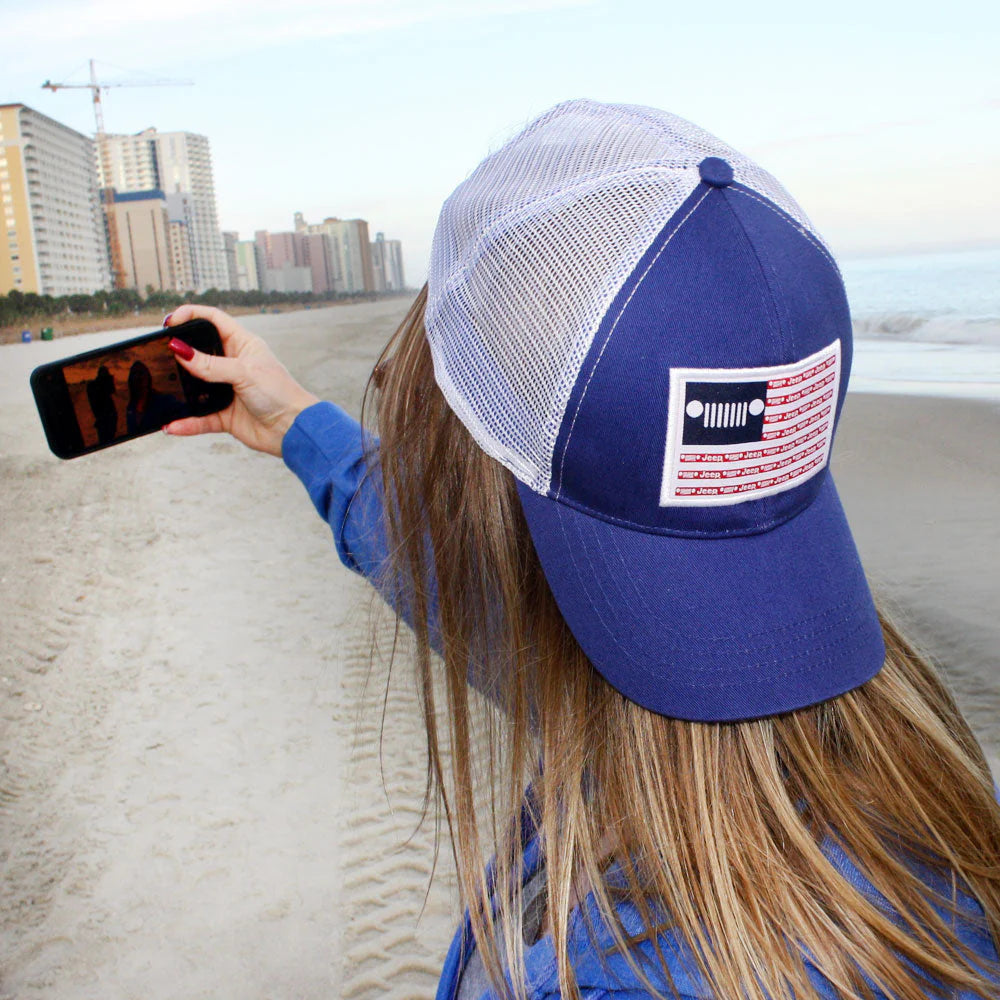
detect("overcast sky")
(3, 0), (998, 283)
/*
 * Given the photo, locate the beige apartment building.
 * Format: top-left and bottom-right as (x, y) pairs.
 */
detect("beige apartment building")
(0, 104), (110, 296)
(104, 190), (173, 292)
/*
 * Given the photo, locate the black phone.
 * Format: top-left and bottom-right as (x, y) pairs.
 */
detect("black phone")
(30, 319), (234, 460)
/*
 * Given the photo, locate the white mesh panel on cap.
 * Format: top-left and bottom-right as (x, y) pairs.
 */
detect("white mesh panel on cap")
(426, 99), (823, 496)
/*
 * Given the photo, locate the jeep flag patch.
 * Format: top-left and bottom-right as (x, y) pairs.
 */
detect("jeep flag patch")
(660, 341), (841, 506)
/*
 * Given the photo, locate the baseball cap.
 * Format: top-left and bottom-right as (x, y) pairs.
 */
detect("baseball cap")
(424, 99), (885, 722)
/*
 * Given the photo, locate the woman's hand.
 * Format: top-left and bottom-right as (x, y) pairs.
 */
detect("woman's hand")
(162, 305), (319, 457)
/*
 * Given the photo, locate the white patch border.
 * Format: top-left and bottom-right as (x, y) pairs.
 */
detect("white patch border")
(660, 340), (842, 507)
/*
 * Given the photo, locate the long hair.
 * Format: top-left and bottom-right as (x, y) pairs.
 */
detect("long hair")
(363, 285), (1000, 1000)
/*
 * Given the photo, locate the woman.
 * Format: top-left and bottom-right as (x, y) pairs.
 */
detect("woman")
(163, 101), (1000, 999)
(86, 364), (118, 444)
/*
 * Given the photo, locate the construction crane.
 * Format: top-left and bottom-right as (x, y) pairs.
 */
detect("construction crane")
(42, 58), (193, 137)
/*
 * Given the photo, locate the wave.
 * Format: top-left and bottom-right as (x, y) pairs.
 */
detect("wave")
(852, 312), (1000, 348)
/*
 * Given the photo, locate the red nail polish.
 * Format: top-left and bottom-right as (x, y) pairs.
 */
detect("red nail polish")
(168, 338), (194, 361)
(163, 313), (174, 326)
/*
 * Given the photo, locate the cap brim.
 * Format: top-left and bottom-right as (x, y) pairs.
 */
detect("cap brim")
(517, 474), (885, 721)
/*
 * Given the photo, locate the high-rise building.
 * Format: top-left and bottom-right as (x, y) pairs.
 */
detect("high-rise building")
(296, 215), (375, 294)
(99, 130), (158, 192)
(371, 231), (406, 292)
(165, 192), (196, 293)
(255, 216), (402, 296)
(0, 104), (110, 296)
(234, 240), (259, 291)
(104, 189), (173, 293)
(99, 128), (229, 291)
(302, 233), (334, 295)
(253, 229), (311, 293)
(222, 231), (239, 290)
(168, 218), (195, 293)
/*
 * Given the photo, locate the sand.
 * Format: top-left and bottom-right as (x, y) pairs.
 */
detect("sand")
(0, 300), (997, 998)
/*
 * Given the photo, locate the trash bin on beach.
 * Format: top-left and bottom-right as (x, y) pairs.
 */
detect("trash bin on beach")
(21, 330), (31, 343)
(41, 327), (54, 341)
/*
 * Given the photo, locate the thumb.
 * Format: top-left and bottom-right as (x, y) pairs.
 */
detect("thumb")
(168, 336), (244, 386)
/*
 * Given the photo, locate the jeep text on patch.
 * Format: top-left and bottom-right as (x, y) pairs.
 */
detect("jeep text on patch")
(660, 341), (841, 507)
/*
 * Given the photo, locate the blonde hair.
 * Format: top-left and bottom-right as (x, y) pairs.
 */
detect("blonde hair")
(364, 286), (1000, 1000)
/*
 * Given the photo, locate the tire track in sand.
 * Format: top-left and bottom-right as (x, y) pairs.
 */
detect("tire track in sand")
(0, 448), (153, 979)
(334, 606), (460, 1000)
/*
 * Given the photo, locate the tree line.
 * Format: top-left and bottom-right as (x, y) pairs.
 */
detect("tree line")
(0, 285), (403, 329)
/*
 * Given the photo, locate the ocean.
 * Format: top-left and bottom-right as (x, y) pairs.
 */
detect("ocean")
(842, 247), (1000, 399)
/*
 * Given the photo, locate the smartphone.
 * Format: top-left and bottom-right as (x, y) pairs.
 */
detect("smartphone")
(30, 319), (234, 460)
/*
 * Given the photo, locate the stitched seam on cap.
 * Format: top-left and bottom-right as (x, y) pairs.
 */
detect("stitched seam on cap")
(542, 477), (821, 538)
(553, 186), (713, 500)
(595, 500), (866, 643)
(555, 498), (873, 665)
(558, 495), (645, 666)
(730, 187), (840, 275)
(654, 623), (881, 686)
(721, 186), (794, 358)
(623, 618), (880, 686)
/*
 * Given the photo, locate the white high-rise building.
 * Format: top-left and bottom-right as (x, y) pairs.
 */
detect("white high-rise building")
(0, 104), (110, 296)
(99, 128), (229, 291)
(371, 231), (406, 292)
(99, 130), (158, 192)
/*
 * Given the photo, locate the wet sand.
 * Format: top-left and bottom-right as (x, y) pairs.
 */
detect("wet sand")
(0, 299), (996, 998)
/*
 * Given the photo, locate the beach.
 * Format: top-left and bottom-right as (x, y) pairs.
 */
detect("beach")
(1, 298), (997, 999)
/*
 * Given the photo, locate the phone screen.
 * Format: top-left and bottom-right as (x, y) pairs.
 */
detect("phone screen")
(31, 319), (234, 459)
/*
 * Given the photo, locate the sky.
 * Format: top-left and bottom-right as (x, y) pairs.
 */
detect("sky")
(2, 0), (998, 284)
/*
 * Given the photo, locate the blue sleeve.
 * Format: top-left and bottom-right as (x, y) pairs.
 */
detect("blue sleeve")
(281, 401), (389, 582)
(281, 401), (499, 697)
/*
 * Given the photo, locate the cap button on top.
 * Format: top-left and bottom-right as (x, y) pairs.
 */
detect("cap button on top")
(698, 156), (734, 188)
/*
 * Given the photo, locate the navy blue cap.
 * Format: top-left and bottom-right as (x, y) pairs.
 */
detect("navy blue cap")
(515, 168), (884, 720)
(425, 101), (885, 721)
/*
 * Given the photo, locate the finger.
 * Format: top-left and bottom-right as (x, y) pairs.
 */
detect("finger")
(163, 413), (228, 437)
(169, 338), (245, 386)
(165, 304), (253, 354)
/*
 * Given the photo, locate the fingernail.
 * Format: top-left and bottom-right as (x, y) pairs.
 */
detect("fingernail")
(163, 313), (174, 326)
(168, 338), (194, 361)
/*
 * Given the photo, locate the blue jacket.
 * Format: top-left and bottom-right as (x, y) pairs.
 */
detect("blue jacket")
(283, 401), (1000, 1000)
